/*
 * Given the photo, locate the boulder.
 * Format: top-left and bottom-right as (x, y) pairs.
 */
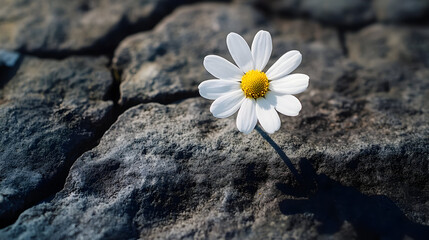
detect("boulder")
(0, 56), (114, 227)
(235, 0), (375, 27)
(347, 24), (429, 68)
(0, 0), (192, 55)
(1, 84), (427, 238)
(1, 2), (428, 240)
(113, 3), (343, 108)
(373, 0), (429, 23)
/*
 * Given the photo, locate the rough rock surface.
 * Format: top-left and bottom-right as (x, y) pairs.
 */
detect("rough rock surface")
(0, 0), (194, 55)
(236, 0), (374, 27)
(113, 3), (343, 107)
(1, 2), (429, 240)
(1, 85), (428, 238)
(0, 1), (428, 240)
(373, 0), (429, 23)
(238, 0), (429, 26)
(0, 56), (114, 227)
(346, 24), (429, 68)
(0, 50), (19, 67)
(300, 0), (375, 27)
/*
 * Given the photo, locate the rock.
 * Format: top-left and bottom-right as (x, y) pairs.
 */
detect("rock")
(236, 0), (301, 15)
(236, 0), (375, 27)
(346, 24), (429, 68)
(373, 0), (429, 23)
(1, 80), (428, 238)
(240, 0), (429, 26)
(113, 3), (343, 107)
(300, 0), (375, 27)
(1, 2), (428, 239)
(0, 56), (114, 227)
(112, 3), (266, 107)
(0, 50), (20, 67)
(0, 0), (193, 55)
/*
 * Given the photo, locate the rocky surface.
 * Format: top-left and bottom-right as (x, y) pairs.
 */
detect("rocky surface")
(0, 50), (19, 67)
(0, 0), (197, 55)
(1, 87), (428, 238)
(0, 1), (428, 240)
(238, 0), (429, 26)
(346, 24), (429, 68)
(236, 0), (374, 27)
(373, 0), (429, 23)
(0, 56), (114, 227)
(300, 0), (375, 27)
(113, 3), (343, 107)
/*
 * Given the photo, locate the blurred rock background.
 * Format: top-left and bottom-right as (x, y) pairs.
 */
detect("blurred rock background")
(0, 0), (428, 239)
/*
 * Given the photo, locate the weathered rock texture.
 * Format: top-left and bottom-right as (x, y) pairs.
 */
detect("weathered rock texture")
(373, 0), (429, 23)
(237, 0), (429, 26)
(113, 3), (343, 107)
(346, 24), (429, 68)
(1, 86), (428, 238)
(0, 0), (196, 55)
(0, 56), (114, 227)
(0, 50), (19, 67)
(0, 1), (428, 240)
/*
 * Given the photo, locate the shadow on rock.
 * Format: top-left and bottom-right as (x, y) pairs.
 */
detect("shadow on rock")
(277, 158), (429, 240)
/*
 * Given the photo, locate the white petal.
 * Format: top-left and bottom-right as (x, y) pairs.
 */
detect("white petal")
(251, 30), (272, 71)
(256, 97), (281, 134)
(265, 92), (302, 116)
(198, 80), (241, 100)
(227, 32), (254, 73)
(269, 74), (309, 94)
(203, 55), (243, 80)
(210, 90), (245, 118)
(236, 98), (257, 134)
(266, 50), (302, 80)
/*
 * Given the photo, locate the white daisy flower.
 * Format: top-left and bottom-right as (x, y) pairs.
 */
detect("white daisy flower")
(198, 30), (309, 134)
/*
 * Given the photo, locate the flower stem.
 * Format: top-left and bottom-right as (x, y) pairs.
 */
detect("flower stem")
(255, 125), (303, 183)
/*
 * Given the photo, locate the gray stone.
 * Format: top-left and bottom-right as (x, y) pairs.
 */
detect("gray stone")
(236, 0), (375, 27)
(0, 0), (192, 55)
(0, 50), (19, 67)
(2, 32), (428, 237)
(240, 0), (429, 26)
(373, 0), (429, 22)
(0, 56), (114, 227)
(301, 0), (375, 27)
(1, 78), (428, 238)
(1, 1), (428, 239)
(346, 24), (429, 68)
(113, 3), (343, 107)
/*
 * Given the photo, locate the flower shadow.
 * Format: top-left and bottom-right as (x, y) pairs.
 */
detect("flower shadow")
(277, 158), (429, 239)
(255, 126), (429, 239)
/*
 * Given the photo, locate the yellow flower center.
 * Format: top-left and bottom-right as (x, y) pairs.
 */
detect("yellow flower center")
(241, 70), (269, 99)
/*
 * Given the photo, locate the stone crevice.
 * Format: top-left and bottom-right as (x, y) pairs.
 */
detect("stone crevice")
(0, 59), (203, 229)
(337, 28), (349, 57)
(1, 1), (428, 238)
(0, 57), (120, 229)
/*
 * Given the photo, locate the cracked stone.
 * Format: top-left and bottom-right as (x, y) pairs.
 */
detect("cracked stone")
(0, 0), (194, 55)
(236, 0), (375, 27)
(0, 56), (114, 227)
(0, 50), (20, 67)
(113, 3), (343, 107)
(373, 0), (429, 23)
(2, 31), (428, 237)
(0, 1), (428, 239)
(346, 24), (429, 68)
(1, 77), (427, 238)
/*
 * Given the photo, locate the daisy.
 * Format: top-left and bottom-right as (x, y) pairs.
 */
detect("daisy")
(198, 30), (309, 134)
